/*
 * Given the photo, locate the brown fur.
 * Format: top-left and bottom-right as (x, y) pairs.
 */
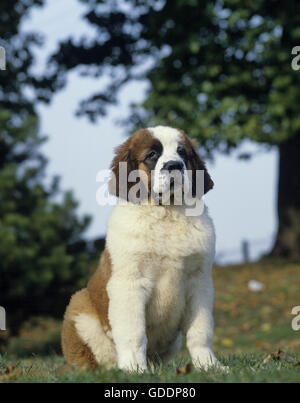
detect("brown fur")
(62, 249), (114, 369)
(61, 289), (98, 369)
(87, 248), (112, 331)
(138, 161), (153, 201)
(180, 131), (214, 196)
(108, 129), (162, 201)
(109, 129), (148, 199)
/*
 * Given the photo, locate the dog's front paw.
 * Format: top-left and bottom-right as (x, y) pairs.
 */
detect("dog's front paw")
(119, 362), (147, 374)
(118, 352), (147, 373)
(192, 348), (228, 372)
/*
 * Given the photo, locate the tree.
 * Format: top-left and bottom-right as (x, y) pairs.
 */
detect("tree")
(0, 0), (93, 336)
(0, 111), (93, 335)
(0, 0), (45, 116)
(47, 0), (300, 260)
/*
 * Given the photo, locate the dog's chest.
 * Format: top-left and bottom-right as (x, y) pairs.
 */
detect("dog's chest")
(145, 257), (186, 347)
(107, 204), (215, 352)
(108, 204), (214, 259)
(147, 256), (185, 312)
(136, 206), (212, 259)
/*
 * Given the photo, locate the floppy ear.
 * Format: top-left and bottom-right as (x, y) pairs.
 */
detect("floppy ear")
(190, 146), (214, 197)
(108, 138), (138, 200)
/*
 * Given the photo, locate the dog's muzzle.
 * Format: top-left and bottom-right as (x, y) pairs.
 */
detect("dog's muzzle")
(162, 160), (184, 172)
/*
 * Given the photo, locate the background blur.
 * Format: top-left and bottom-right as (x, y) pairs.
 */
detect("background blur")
(24, 0), (277, 265)
(0, 0), (300, 380)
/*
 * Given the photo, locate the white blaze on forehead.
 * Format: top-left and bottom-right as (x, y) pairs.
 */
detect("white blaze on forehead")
(147, 126), (183, 163)
(148, 126), (182, 151)
(147, 126), (188, 195)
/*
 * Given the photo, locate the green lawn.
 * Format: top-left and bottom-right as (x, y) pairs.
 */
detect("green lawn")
(1, 261), (300, 383)
(1, 352), (300, 383)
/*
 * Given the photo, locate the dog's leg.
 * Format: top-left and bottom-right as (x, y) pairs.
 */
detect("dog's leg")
(107, 273), (151, 372)
(183, 269), (224, 371)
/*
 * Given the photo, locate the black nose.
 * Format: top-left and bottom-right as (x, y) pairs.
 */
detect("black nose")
(162, 160), (184, 172)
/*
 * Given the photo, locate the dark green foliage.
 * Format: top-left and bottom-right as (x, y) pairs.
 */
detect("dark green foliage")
(47, 0), (300, 151)
(0, 111), (92, 334)
(47, 0), (300, 259)
(0, 0), (45, 116)
(0, 0), (93, 335)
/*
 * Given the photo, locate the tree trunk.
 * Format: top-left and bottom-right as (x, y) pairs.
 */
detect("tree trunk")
(271, 134), (300, 260)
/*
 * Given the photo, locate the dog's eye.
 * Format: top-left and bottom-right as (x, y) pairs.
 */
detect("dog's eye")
(177, 145), (186, 157)
(146, 150), (158, 160)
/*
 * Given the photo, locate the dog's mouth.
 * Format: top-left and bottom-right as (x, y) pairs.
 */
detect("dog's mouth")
(158, 180), (174, 197)
(152, 175), (189, 205)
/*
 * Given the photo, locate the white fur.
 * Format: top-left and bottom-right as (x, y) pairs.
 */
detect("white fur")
(106, 200), (221, 371)
(74, 314), (117, 367)
(147, 126), (189, 195)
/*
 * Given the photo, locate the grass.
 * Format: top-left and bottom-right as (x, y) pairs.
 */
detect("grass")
(1, 260), (300, 383)
(0, 353), (300, 383)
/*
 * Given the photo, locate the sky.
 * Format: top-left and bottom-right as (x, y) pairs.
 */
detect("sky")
(22, 0), (278, 264)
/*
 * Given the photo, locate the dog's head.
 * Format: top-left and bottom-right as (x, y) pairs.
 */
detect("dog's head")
(108, 126), (213, 204)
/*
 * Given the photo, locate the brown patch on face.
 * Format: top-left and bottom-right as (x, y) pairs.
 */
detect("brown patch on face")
(87, 248), (112, 331)
(138, 161), (152, 200)
(179, 130), (214, 196)
(108, 129), (161, 202)
(108, 134), (138, 200)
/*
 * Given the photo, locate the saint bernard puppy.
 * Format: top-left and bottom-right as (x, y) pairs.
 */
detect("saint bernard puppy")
(62, 126), (224, 372)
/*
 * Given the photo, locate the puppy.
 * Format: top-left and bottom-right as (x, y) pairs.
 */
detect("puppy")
(62, 126), (223, 371)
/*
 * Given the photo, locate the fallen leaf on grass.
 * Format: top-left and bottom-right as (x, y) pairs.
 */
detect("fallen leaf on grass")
(263, 350), (295, 365)
(176, 363), (193, 375)
(221, 338), (233, 348)
(0, 365), (21, 381)
(294, 362), (300, 367)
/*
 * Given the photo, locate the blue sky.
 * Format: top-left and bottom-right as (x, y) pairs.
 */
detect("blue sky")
(22, 0), (278, 264)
